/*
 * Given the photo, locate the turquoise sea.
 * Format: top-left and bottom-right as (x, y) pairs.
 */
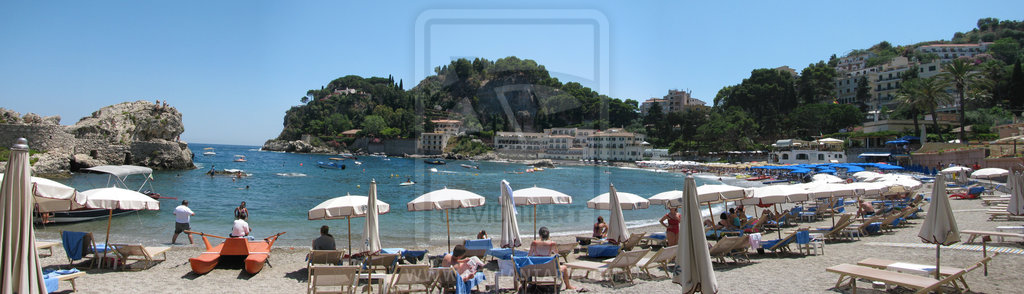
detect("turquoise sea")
(36, 143), (727, 248)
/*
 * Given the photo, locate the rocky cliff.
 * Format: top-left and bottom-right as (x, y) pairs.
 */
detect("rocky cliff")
(0, 101), (195, 177)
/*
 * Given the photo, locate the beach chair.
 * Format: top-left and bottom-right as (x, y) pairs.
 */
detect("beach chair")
(795, 230), (824, 255)
(760, 230), (799, 255)
(843, 215), (884, 239)
(636, 245), (677, 278)
(826, 263), (968, 294)
(619, 232), (646, 251)
(514, 256), (561, 293)
(308, 265), (360, 294)
(110, 243), (170, 270)
(555, 243), (577, 263)
(45, 270), (86, 292)
(709, 235), (750, 263)
(564, 249), (649, 286)
(60, 231), (107, 269)
(742, 214), (769, 233)
(765, 210), (791, 229)
(365, 253), (400, 274)
(386, 264), (434, 294)
(36, 241), (60, 257)
(462, 239), (493, 259)
(430, 267), (458, 293)
(307, 250), (345, 283)
(856, 256), (992, 292)
(812, 214), (855, 242)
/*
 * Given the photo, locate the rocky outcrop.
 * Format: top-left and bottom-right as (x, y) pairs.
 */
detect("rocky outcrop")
(0, 101), (195, 177)
(525, 159), (555, 168)
(262, 139), (338, 154)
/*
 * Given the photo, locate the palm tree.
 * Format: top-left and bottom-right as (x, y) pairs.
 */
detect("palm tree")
(895, 80), (925, 136)
(905, 77), (953, 140)
(940, 58), (977, 143)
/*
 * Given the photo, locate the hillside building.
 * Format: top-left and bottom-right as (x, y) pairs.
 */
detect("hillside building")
(916, 42), (992, 64)
(431, 119), (463, 135)
(418, 132), (450, 155)
(585, 128), (646, 161)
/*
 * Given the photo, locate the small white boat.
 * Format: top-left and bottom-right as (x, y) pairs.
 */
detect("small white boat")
(202, 147), (216, 156)
(233, 155), (247, 162)
(354, 161), (363, 165)
(399, 181), (415, 186)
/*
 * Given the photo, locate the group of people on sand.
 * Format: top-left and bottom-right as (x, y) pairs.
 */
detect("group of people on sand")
(170, 200), (251, 244)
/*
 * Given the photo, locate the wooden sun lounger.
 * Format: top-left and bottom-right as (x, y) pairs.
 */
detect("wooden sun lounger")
(826, 263), (966, 294)
(565, 249), (649, 286)
(56, 271), (86, 292)
(986, 210), (1024, 221)
(110, 244), (170, 270)
(37, 241), (60, 257)
(961, 230), (1024, 243)
(856, 256), (992, 292)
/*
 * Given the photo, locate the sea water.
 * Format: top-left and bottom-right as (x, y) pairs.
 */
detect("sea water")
(36, 143), (727, 248)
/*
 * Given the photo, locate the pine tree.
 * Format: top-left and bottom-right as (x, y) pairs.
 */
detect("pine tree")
(1010, 60), (1024, 114)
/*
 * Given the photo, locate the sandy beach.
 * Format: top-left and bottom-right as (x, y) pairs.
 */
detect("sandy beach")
(36, 181), (1024, 294)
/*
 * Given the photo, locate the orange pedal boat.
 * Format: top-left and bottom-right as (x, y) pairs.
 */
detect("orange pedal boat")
(185, 231), (286, 275)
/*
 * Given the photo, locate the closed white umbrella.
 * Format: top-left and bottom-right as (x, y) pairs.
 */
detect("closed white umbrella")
(80, 187), (160, 265)
(918, 175), (960, 280)
(675, 175), (718, 293)
(1008, 171), (1024, 216)
(0, 138), (46, 293)
(512, 185), (572, 239)
(500, 180), (522, 248)
(408, 187), (486, 251)
(308, 193), (391, 257)
(0, 174), (87, 213)
(587, 191), (650, 210)
(603, 184), (631, 244)
(971, 168), (1009, 179)
(363, 180), (382, 254)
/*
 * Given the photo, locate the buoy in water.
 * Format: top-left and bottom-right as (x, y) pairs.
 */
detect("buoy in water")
(299, 163), (303, 166)
(357, 185), (361, 188)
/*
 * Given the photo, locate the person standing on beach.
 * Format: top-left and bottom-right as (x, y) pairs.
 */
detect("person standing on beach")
(172, 200), (195, 244)
(660, 207), (681, 246)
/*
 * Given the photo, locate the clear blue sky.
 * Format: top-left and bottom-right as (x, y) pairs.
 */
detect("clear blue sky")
(2, 1), (1021, 145)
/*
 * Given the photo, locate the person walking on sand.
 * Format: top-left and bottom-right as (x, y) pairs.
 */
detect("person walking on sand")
(172, 200), (195, 244)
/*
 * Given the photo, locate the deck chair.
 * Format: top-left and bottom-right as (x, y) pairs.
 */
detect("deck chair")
(765, 210), (790, 229)
(37, 241), (60, 257)
(709, 235), (750, 263)
(826, 263), (968, 294)
(515, 257), (561, 293)
(843, 215), (884, 239)
(879, 207), (912, 232)
(60, 231), (107, 268)
(110, 244), (170, 270)
(760, 230), (799, 255)
(387, 264), (434, 294)
(308, 265), (359, 294)
(564, 249), (649, 286)
(307, 250), (345, 283)
(462, 239), (492, 259)
(812, 214), (854, 241)
(555, 243), (577, 263)
(856, 256), (993, 292)
(619, 232), (646, 251)
(637, 245), (677, 278)
(430, 267), (458, 293)
(365, 253), (400, 274)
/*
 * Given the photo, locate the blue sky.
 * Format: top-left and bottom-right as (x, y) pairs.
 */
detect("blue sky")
(1, 1), (1022, 146)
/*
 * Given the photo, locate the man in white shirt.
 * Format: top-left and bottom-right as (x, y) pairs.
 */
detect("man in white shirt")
(231, 215), (251, 238)
(172, 200), (195, 244)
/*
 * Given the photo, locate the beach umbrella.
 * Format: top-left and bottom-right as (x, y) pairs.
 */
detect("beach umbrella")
(407, 187), (485, 251)
(648, 190), (683, 206)
(1008, 171), (1024, 216)
(0, 138), (47, 293)
(0, 174), (88, 213)
(664, 184), (747, 239)
(80, 187), (160, 265)
(940, 166), (971, 174)
(500, 180), (522, 248)
(587, 190), (650, 210)
(811, 174), (845, 184)
(512, 185), (572, 240)
(918, 175), (960, 280)
(675, 175), (718, 293)
(363, 180), (382, 254)
(971, 168), (1008, 179)
(602, 184), (632, 244)
(308, 192), (391, 257)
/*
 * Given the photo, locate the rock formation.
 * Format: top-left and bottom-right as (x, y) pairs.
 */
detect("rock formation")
(262, 139), (336, 154)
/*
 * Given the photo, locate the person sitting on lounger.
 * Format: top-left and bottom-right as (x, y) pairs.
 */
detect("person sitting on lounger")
(476, 230), (487, 240)
(528, 227), (580, 292)
(703, 212), (734, 230)
(858, 200), (876, 217)
(593, 216), (608, 239)
(312, 225), (336, 250)
(441, 245), (485, 282)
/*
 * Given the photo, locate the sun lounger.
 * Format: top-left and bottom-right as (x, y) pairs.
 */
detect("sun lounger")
(637, 245), (677, 278)
(42, 269), (85, 293)
(961, 230), (1024, 243)
(37, 241), (60, 257)
(555, 242), (577, 263)
(760, 230), (798, 255)
(463, 239), (493, 259)
(844, 215), (884, 239)
(987, 210), (1024, 221)
(60, 231), (109, 268)
(513, 256), (560, 292)
(387, 264), (433, 294)
(619, 232), (646, 251)
(565, 249), (648, 286)
(981, 196), (1010, 206)
(308, 265), (360, 294)
(811, 214), (855, 241)
(365, 253), (400, 274)
(307, 250), (345, 284)
(826, 263), (967, 294)
(110, 244), (170, 270)
(856, 256), (992, 292)
(709, 235), (750, 263)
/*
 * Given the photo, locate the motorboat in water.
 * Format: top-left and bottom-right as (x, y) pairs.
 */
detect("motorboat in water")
(399, 181), (415, 186)
(424, 159), (445, 165)
(187, 231), (285, 275)
(45, 165), (169, 224)
(317, 161), (346, 169)
(460, 164), (479, 169)
(202, 147), (216, 156)
(233, 155), (247, 162)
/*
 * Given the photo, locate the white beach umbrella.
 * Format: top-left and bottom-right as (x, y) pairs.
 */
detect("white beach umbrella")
(587, 190), (650, 210)
(500, 180), (522, 248)
(407, 187), (486, 251)
(602, 184), (631, 244)
(918, 175), (960, 280)
(811, 174), (845, 184)
(940, 166), (972, 174)
(675, 175), (718, 293)
(847, 182), (888, 198)
(656, 184), (746, 206)
(971, 168), (1009, 179)
(0, 138), (46, 293)
(740, 185), (809, 206)
(852, 171), (884, 182)
(309, 193), (391, 256)
(0, 174), (88, 213)
(512, 185), (572, 239)
(649, 190), (683, 206)
(363, 180), (382, 254)
(80, 187), (160, 264)
(1008, 171), (1024, 216)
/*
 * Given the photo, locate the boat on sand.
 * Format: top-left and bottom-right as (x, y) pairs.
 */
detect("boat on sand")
(185, 231), (285, 275)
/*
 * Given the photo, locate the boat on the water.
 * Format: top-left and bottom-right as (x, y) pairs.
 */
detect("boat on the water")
(233, 155), (247, 162)
(424, 159), (445, 165)
(186, 231), (285, 275)
(399, 181), (415, 186)
(202, 147), (216, 156)
(316, 161), (346, 169)
(460, 164), (479, 169)
(46, 165), (169, 223)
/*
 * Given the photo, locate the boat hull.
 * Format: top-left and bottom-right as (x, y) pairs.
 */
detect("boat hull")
(189, 253), (220, 275)
(42, 209), (136, 224)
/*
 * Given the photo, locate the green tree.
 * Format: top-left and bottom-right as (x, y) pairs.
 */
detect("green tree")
(1010, 60), (1024, 113)
(989, 38), (1021, 64)
(940, 58), (978, 143)
(905, 77), (953, 140)
(360, 115), (388, 137)
(798, 61), (837, 104)
(855, 76), (871, 112)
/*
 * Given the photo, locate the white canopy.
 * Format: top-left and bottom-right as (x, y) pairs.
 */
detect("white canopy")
(604, 184), (631, 243)
(940, 166), (972, 174)
(971, 168), (1009, 179)
(740, 185), (809, 205)
(846, 182), (889, 198)
(799, 183), (858, 200)
(512, 186), (573, 205)
(675, 176), (718, 293)
(82, 187), (159, 210)
(1009, 171), (1024, 216)
(83, 165), (153, 178)
(658, 184), (747, 207)
(308, 194), (392, 220)
(918, 175), (960, 279)
(852, 171), (884, 182)
(0, 174), (87, 213)
(363, 180), (382, 253)
(407, 188), (486, 211)
(499, 180), (522, 248)
(588, 191), (650, 210)
(811, 174), (846, 184)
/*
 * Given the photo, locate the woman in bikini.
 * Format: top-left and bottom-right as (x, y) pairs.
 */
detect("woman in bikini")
(592, 216), (608, 239)
(660, 207), (681, 246)
(234, 201), (249, 220)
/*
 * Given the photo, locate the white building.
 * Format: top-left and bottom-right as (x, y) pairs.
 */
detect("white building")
(419, 132), (450, 155)
(770, 139), (847, 165)
(431, 119), (463, 135)
(585, 128), (645, 161)
(495, 131), (547, 156)
(916, 42), (992, 64)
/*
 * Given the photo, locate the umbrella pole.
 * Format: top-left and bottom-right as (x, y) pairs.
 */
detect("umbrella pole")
(102, 209), (112, 268)
(533, 205), (538, 241)
(830, 195), (836, 227)
(446, 209), (451, 252)
(983, 238), (988, 276)
(347, 217), (352, 264)
(935, 244), (941, 280)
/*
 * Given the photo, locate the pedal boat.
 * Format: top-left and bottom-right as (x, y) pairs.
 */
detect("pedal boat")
(186, 231), (285, 275)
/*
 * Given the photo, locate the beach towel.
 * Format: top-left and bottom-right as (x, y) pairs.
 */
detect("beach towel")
(61, 231), (88, 260)
(42, 268), (80, 293)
